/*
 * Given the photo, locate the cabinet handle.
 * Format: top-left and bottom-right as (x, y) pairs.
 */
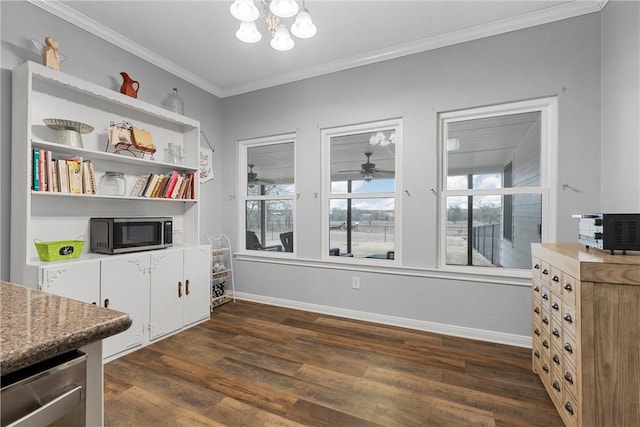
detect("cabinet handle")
(542, 269), (549, 275)
(534, 263), (540, 270)
(534, 350), (540, 359)
(542, 292), (549, 300)
(552, 381), (561, 392)
(551, 302), (559, 311)
(185, 279), (190, 296)
(564, 343), (573, 354)
(542, 364), (549, 373)
(564, 402), (574, 415)
(564, 372), (574, 384)
(178, 281), (182, 298)
(534, 285), (540, 292)
(563, 283), (573, 292)
(534, 328), (541, 336)
(542, 316), (549, 325)
(543, 340), (549, 349)
(552, 275), (559, 282)
(534, 307), (540, 314)
(104, 298), (110, 308)
(564, 313), (573, 324)
(552, 328), (560, 337)
(553, 354), (560, 365)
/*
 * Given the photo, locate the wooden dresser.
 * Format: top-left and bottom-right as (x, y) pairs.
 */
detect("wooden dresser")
(531, 243), (640, 426)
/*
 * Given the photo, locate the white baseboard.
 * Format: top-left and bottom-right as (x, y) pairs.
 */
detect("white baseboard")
(233, 292), (532, 348)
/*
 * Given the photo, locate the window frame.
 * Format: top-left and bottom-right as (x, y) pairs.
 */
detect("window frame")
(321, 118), (403, 264)
(238, 133), (296, 256)
(437, 97), (558, 276)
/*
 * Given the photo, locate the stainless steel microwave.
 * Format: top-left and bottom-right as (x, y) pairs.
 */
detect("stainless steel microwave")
(90, 217), (173, 254)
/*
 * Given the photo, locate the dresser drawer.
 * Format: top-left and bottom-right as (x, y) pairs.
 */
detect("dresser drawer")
(563, 333), (577, 369)
(549, 266), (563, 295)
(562, 391), (579, 427)
(550, 315), (563, 347)
(550, 292), (562, 319)
(550, 366), (564, 404)
(539, 261), (551, 286)
(562, 306), (577, 338)
(532, 257), (543, 279)
(563, 364), (578, 403)
(561, 273), (577, 308)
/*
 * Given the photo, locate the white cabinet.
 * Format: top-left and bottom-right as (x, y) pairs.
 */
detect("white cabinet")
(149, 249), (184, 340)
(149, 246), (211, 341)
(181, 246), (212, 325)
(10, 61), (201, 287)
(100, 253), (149, 360)
(40, 260), (100, 304)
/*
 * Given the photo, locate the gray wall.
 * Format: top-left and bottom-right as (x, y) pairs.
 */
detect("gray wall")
(601, 0), (640, 211)
(0, 1), (224, 280)
(221, 13), (603, 339)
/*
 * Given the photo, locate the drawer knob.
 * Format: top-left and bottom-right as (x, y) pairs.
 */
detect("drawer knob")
(543, 340), (549, 349)
(564, 372), (574, 384)
(534, 307), (540, 314)
(553, 354), (560, 365)
(564, 343), (573, 354)
(543, 316), (549, 325)
(552, 328), (560, 337)
(563, 283), (573, 292)
(553, 381), (561, 392)
(534, 285), (540, 292)
(535, 328), (541, 336)
(564, 313), (573, 323)
(534, 264), (540, 270)
(565, 402), (574, 415)
(552, 275), (559, 282)
(542, 269), (549, 275)
(534, 350), (540, 359)
(551, 302), (559, 311)
(542, 364), (549, 373)
(542, 292), (549, 300)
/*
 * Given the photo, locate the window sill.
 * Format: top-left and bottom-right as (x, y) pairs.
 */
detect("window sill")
(234, 253), (532, 287)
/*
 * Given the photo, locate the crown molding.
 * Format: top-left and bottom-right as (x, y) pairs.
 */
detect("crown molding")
(27, 0), (224, 97)
(29, 0), (604, 99)
(221, 0), (604, 97)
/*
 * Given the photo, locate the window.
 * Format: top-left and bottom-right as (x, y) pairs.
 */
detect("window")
(322, 119), (401, 261)
(439, 98), (557, 271)
(239, 135), (295, 254)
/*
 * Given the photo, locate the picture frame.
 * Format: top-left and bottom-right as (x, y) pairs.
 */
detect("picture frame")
(199, 147), (214, 183)
(109, 123), (132, 146)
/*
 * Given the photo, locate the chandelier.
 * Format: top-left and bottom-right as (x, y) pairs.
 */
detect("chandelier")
(230, 0), (317, 51)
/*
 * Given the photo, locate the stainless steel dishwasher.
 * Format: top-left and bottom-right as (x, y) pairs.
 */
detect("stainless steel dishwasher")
(1, 350), (86, 427)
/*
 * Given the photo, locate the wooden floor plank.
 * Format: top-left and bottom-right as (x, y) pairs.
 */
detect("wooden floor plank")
(104, 300), (563, 426)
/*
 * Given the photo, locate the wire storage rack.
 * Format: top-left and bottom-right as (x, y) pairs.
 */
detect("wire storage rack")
(205, 234), (235, 310)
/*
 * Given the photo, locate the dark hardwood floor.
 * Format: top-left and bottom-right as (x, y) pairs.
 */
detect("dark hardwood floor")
(104, 300), (563, 426)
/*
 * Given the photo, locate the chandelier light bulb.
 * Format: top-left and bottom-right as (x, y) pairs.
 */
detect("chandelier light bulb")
(270, 24), (295, 51)
(236, 21), (262, 43)
(230, 0), (259, 22)
(291, 9), (316, 39)
(269, 0), (299, 18)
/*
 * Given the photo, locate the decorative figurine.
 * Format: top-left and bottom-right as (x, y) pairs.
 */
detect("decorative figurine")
(42, 36), (60, 71)
(119, 72), (139, 98)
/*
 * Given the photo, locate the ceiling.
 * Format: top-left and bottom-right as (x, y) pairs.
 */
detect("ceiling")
(33, 0), (605, 98)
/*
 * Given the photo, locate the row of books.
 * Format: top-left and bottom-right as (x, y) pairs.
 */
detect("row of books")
(129, 171), (196, 199)
(32, 148), (96, 194)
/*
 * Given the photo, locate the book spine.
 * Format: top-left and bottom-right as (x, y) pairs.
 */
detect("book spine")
(38, 149), (45, 191)
(45, 150), (54, 192)
(32, 148), (40, 191)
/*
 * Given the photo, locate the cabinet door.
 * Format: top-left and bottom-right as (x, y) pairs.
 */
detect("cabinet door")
(41, 261), (100, 304)
(149, 249), (183, 341)
(182, 245), (211, 326)
(101, 253), (149, 359)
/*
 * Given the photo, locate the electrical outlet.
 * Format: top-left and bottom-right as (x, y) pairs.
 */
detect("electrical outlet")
(352, 276), (361, 290)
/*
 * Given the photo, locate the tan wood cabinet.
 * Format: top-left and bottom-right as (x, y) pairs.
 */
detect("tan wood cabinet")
(531, 243), (640, 427)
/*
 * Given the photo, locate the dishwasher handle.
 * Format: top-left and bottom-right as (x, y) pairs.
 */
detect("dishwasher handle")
(7, 385), (82, 427)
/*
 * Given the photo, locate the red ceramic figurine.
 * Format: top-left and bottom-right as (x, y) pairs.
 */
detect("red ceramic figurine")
(120, 72), (139, 98)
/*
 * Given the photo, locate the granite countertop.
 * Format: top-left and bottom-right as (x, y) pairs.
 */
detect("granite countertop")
(0, 280), (132, 374)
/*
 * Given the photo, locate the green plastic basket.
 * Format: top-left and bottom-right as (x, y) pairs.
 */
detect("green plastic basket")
(34, 238), (85, 262)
